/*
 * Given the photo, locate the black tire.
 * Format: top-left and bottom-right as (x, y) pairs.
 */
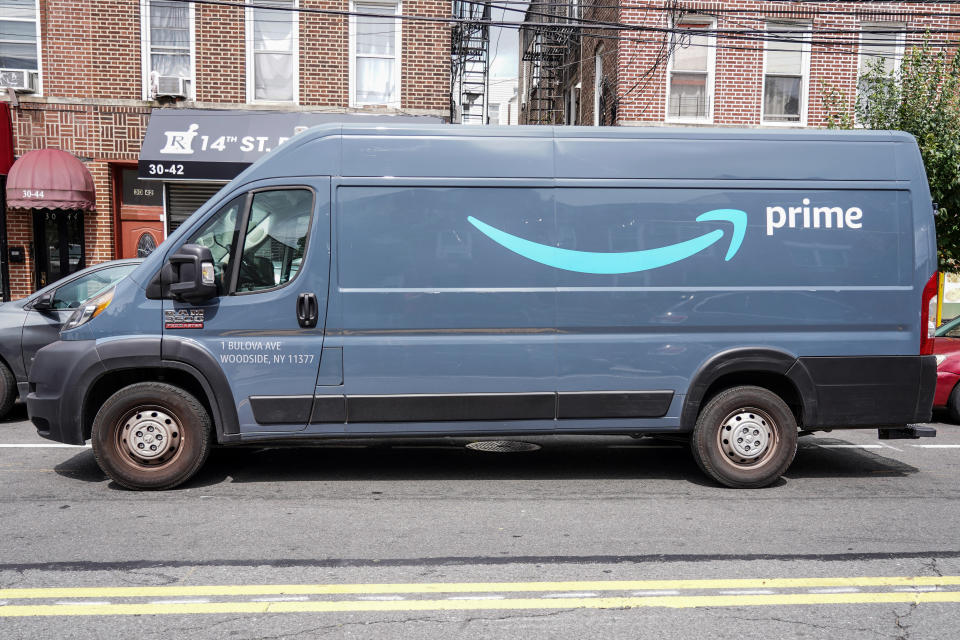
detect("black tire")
(0, 362), (16, 419)
(691, 385), (798, 489)
(948, 383), (960, 424)
(91, 382), (211, 490)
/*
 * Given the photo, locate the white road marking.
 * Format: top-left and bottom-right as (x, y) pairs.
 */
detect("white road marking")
(0, 444), (90, 448)
(54, 601), (111, 606)
(718, 589), (776, 596)
(250, 596), (311, 602)
(631, 590), (681, 596)
(356, 595), (406, 601)
(0, 601), (7, 606)
(148, 599), (211, 605)
(542, 592), (598, 598)
(446, 595), (506, 600)
(809, 587), (862, 594)
(911, 444), (960, 449)
(894, 586), (939, 592)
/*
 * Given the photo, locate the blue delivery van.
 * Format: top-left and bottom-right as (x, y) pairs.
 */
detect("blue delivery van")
(26, 125), (938, 490)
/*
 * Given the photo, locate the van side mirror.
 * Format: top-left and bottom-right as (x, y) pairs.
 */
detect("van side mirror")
(31, 291), (54, 311)
(169, 243), (217, 304)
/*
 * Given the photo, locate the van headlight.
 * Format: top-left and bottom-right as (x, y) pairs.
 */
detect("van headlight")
(61, 287), (115, 332)
(936, 354), (947, 367)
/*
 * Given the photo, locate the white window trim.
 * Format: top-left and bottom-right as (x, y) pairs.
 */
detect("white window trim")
(857, 22), (906, 79)
(593, 45), (603, 126)
(664, 17), (716, 124)
(139, 0), (196, 101)
(0, 0), (43, 96)
(245, 0), (300, 105)
(760, 20), (811, 127)
(348, 0), (402, 109)
(855, 23), (906, 125)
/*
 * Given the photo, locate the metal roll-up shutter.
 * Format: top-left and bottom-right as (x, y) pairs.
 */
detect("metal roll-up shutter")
(165, 182), (225, 234)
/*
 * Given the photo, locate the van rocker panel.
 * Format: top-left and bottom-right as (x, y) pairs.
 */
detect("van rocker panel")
(293, 391), (676, 425)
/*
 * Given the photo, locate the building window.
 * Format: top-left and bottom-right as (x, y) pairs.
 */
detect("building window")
(0, 0), (40, 93)
(247, 0), (297, 103)
(666, 19), (715, 122)
(350, 0), (401, 108)
(762, 21), (810, 125)
(142, 0), (194, 99)
(858, 24), (905, 114)
(593, 45), (603, 126)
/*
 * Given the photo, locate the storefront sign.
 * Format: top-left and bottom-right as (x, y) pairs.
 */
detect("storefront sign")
(139, 109), (442, 181)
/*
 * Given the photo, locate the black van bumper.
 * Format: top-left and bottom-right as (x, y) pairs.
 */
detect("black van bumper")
(26, 339), (104, 445)
(796, 355), (937, 428)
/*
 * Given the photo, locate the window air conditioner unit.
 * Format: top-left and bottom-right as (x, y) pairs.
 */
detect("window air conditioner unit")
(0, 69), (39, 93)
(154, 76), (191, 99)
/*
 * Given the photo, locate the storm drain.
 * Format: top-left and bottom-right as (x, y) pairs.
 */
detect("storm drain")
(465, 440), (541, 453)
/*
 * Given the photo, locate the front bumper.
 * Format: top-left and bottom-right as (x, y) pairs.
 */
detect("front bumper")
(26, 339), (104, 445)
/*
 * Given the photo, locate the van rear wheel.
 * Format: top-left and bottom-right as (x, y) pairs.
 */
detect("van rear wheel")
(91, 382), (211, 490)
(691, 385), (797, 488)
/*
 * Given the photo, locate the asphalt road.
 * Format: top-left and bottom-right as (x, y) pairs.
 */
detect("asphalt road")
(1, 402), (958, 639)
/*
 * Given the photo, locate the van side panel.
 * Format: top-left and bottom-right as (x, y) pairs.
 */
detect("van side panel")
(554, 185), (915, 408)
(329, 183), (557, 411)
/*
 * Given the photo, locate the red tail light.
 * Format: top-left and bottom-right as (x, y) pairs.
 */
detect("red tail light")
(920, 272), (939, 355)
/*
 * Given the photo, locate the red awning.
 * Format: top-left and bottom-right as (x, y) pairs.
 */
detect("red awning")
(0, 104), (13, 175)
(5, 148), (95, 210)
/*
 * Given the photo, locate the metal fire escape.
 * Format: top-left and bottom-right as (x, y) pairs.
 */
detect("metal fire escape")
(451, 0), (491, 124)
(521, 4), (579, 125)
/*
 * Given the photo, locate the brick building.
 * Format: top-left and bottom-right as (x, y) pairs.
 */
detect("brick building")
(0, 0), (450, 300)
(519, 1), (960, 128)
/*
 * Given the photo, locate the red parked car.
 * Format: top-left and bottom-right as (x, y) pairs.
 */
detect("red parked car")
(934, 316), (960, 421)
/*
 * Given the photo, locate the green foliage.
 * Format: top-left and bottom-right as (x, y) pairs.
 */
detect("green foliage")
(822, 38), (960, 268)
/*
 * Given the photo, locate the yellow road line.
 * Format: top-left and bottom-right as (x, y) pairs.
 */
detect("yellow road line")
(1, 576), (958, 600)
(1, 591), (959, 617)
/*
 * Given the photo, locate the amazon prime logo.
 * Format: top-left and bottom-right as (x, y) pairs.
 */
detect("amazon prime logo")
(766, 199), (863, 236)
(467, 210), (746, 275)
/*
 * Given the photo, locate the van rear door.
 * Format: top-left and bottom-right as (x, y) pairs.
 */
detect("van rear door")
(162, 179), (331, 433)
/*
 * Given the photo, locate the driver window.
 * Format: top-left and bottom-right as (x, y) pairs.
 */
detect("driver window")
(236, 189), (313, 293)
(185, 195), (245, 295)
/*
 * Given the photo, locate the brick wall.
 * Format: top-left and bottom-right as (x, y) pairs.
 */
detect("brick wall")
(613, 1), (960, 127)
(580, 3), (620, 126)
(3, 0), (451, 299)
(7, 103), (151, 298)
(401, 0), (450, 112)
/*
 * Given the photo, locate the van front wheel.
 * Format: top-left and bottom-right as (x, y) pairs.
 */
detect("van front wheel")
(691, 386), (797, 488)
(91, 382), (211, 490)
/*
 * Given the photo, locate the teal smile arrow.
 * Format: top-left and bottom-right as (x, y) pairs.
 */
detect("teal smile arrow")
(467, 209), (747, 275)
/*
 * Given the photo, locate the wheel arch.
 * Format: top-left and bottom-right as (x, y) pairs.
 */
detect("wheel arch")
(82, 336), (239, 443)
(681, 347), (818, 430)
(82, 364), (222, 442)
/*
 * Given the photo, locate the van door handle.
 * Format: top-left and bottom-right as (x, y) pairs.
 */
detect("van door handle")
(296, 292), (318, 328)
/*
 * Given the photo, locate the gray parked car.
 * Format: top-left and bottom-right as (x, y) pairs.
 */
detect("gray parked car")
(0, 258), (142, 419)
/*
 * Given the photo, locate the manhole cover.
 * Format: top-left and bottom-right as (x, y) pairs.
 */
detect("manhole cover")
(465, 440), (541, 453)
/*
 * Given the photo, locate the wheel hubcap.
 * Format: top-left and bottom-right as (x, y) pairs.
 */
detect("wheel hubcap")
(120, 408), (181, 464)
(718, 408), (777, 468)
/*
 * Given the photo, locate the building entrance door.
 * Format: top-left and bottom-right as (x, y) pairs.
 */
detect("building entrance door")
(32, 209), (85, 289)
